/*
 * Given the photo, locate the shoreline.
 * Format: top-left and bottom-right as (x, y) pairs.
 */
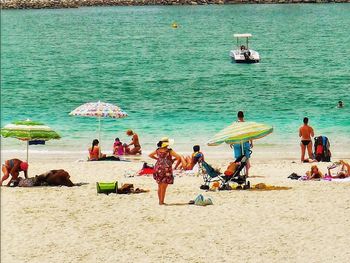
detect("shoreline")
(1, 0), (349, 10)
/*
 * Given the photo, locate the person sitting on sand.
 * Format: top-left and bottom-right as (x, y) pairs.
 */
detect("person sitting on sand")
(125, 130), (141, 155)
(88, 139), (106, 161)
(1, 159), (28, 186)
(299, 117), (314, 162)
(306, 165), (323, 180)
(113, 138), (124, 156)
(327, 160), (350, 178)
(149, 137), (181, 205)
(174, 145), (204, 170)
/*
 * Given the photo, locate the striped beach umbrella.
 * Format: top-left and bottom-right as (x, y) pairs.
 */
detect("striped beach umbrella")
(207, 121), (273, 146)
(1, 119), (61, 162)
(69, 101), (128, 142)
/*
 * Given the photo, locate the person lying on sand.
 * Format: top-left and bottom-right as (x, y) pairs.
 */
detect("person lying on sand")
(327, 160), (350, 178)
(14, 169), (74, 187)
(174, 145), (204, 170)
(306, 165), (324, 180)
(1, 159), (28, 186)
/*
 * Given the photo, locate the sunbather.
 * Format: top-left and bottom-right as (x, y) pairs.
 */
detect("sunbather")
(14, 169), (74, 187)
(174, 145), (204, 170)
(88, 139), (106, 161)
(125, 130), (141, 155)
(306, 165), (323, 180)
(327, 160), (350, 178)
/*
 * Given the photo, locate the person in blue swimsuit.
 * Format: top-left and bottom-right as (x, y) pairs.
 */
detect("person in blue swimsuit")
(1, 159), (28, 186)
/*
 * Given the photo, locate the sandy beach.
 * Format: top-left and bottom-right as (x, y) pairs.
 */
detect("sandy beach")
(1, 151), (350, 263)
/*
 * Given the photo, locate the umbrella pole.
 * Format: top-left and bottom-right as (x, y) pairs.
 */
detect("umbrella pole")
(98, 116), (102, 158)
(26, 141), (29, 163)
(98, 116), (101, 143)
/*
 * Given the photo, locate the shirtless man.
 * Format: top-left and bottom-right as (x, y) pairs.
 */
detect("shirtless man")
(126, 130), (142, 155)
(299, 117), (314, 162)
(1, 159), (28, 186)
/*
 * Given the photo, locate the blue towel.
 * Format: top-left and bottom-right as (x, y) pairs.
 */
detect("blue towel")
(28, 140), (45, 145)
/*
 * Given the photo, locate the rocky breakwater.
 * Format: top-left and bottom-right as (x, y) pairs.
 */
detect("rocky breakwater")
(1, 0), (349, 9)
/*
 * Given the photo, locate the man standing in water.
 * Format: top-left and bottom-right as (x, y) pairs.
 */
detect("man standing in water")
(299, 117), (315, 162)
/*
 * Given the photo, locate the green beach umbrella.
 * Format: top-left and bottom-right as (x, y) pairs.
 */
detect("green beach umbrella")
(1, 119), (61, 162)
(207, 121), (273, 146)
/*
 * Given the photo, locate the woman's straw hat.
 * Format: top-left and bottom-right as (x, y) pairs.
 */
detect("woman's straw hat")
(160, 137), (174, 148)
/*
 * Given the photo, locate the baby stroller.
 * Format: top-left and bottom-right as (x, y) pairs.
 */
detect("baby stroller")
(314, 136), (331, 162)
(200, 155), (250, 190)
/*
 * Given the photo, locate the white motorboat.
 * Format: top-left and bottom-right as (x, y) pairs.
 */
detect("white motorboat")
(230, 33), (260, 63)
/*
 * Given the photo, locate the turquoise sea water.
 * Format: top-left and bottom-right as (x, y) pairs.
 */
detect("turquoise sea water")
(1, 4), (349, 154)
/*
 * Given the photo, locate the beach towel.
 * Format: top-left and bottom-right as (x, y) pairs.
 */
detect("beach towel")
(138, 163), (155, 176)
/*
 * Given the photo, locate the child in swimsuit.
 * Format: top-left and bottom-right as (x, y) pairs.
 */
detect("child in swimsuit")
(113, 138), (124, 156)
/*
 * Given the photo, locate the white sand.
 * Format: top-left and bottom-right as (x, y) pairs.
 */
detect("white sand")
(1, 153), (350, 263)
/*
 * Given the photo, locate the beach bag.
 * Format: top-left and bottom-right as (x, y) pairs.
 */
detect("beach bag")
(194, 194), (213, 206)
(96, 181), (118, 194)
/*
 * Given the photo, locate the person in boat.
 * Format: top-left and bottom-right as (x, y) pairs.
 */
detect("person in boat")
(1, 159), (28, 186)
(125, 130), (141, 155)
(299, 117), (314, 162)
(240, 45), (246, 51)
(88, 139), (106, 161)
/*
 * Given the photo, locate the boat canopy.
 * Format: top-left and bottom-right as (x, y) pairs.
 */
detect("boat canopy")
(234, 33), (252, 38)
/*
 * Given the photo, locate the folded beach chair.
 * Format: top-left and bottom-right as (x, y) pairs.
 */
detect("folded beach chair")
(200, 156), (250, 190)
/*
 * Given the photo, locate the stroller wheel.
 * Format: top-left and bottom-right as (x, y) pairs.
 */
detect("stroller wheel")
(200, 185), (209, 190)
(243, 181), (250, 190)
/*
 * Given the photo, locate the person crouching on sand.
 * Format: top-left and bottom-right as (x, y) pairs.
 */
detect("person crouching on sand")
(149, 137), (181, 205)
(1, 159), (28, 186)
